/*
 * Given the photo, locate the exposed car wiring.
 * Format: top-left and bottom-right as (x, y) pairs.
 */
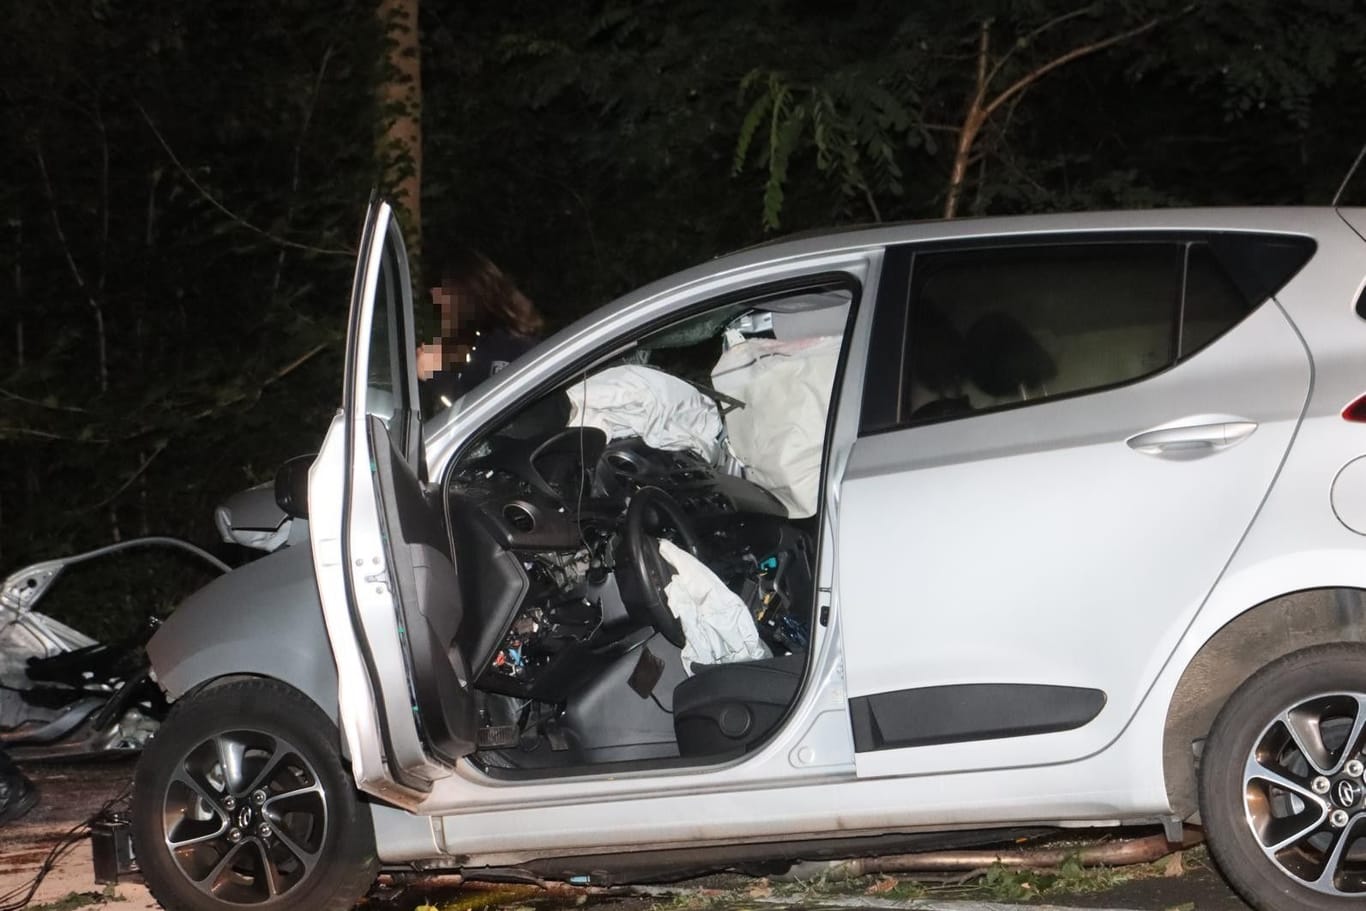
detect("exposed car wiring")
(0, 779), (132, 911)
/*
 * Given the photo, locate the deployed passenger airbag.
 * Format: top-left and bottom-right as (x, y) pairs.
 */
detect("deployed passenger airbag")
(711, 335), (840, 517)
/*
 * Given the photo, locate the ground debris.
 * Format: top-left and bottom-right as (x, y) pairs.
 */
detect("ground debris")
(864, 877), (899, 895)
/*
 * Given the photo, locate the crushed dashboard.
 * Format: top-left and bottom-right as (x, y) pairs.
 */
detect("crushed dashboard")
(444, 427), (815, 700)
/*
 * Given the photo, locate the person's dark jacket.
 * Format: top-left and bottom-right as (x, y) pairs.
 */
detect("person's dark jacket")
(422, 328), (540, 415)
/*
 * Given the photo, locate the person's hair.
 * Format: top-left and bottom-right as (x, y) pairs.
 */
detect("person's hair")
(438, 248), (544, 338)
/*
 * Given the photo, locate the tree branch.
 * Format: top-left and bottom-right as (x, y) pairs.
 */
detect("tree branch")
(92, 439), (168, 509)
(135, 102), (352, 257)
(0, 387), (90, 413)
(974, 19), (991, 111)
(0, 425), (109, 443)
(94, 102), (111, 393)
(262, 342), (328, 390)
(96, 99), (109, 301)
(32, 140), (109, 393)
(984, 4), (1099, 89)
(943, 20), (993, 219)
(185, 342), (330, 421)
(31, 144), (91, 302)
(982, 16), (1166, 121)
(862, 182), (883, 223)
(273, 44), (337, 298)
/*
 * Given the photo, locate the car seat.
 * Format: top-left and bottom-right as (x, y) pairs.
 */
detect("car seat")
(671, 653), (805, 756)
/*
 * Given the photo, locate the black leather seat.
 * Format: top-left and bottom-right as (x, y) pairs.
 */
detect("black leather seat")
(672, 653), (805, 756)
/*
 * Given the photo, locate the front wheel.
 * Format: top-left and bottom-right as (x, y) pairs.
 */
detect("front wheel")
(1200, 643), (1366, 910)
(132, 679), (378, 911)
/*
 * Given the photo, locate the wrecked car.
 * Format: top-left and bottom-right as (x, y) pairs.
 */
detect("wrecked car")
(0, 538), (228, 759)
(129, 199), (1366, 911)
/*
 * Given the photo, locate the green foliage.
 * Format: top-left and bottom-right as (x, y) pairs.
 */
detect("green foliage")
(971, 854), (1128, 900)
(727, 0), (1366, 226)
(735, 67), (920, 229)
(26, 891), (109, 911)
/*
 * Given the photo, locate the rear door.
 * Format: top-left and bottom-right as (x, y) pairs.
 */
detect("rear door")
(839, 233), (1314, 777)
(324, 199), (476, 795)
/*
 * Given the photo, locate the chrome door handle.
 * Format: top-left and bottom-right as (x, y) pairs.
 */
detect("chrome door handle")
(1126, 419), (1258, 456)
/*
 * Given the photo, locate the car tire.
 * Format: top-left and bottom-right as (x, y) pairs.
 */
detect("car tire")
(132, 679), (379, 911)
(1200, 643), (1366, 910)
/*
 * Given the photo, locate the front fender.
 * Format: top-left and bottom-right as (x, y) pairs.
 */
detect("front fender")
(147, 542), (339, 722)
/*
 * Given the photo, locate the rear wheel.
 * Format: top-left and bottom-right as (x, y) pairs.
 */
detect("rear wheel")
(132, 679), (378, 911)
(1200, 643), (1366, 910)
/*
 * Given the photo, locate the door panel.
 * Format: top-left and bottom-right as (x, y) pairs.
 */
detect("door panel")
(839, 261), (1311, 776)
(325, 199), (476, 792)
(368, 414), (477, 763)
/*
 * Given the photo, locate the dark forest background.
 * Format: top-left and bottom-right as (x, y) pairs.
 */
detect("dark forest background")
(2, 0), (1365, 638)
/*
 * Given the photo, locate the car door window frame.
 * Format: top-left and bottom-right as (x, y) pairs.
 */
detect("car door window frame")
(424, 268), (870, 781)
(345, 205), (421, 463)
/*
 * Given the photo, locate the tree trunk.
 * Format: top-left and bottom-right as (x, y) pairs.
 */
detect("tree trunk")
(943, 22), (991, 220)
(378, 0), (422, 246)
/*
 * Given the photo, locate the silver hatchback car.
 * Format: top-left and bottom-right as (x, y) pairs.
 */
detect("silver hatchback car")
(133, 200), (1366, 911)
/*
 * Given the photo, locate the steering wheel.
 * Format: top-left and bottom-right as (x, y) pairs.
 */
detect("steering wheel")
(614, 486), (703, 647)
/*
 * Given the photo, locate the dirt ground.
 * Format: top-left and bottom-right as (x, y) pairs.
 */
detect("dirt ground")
(0, 758), (158, 910)
(0, 759), (1251, 911)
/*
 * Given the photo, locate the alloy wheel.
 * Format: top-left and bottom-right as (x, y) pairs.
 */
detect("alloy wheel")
(1243, 691), (1366, 896)
(161, 729), (327, 905)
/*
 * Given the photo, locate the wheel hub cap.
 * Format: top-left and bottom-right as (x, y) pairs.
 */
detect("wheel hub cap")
(1337, 779), (1363, 810)
(161, 730), (327, 905)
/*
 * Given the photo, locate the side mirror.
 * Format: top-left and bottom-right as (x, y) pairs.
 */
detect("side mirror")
(274, 454), (315, 520)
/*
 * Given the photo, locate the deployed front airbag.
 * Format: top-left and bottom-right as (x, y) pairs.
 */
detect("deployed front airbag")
(711, 335), (840, 517)
(658, 539), (770, 672)
(566, 365), (722, 461)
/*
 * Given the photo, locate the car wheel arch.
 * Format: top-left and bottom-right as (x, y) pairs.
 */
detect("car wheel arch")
(1161, 586), (1366, 819)
(171, 673), (348, 759)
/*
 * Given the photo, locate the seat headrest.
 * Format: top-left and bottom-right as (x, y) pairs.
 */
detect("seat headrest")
(965, 312), (1057, 396)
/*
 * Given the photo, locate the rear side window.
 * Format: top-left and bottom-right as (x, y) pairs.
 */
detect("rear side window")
(876, 233), (1315, 429)
(904, 243), (1182, 423)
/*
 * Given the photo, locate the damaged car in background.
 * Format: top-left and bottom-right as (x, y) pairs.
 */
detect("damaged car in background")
(0, 484), (310, 761)
(122, 198), (1366, 911)
(0, 538), (228, 759)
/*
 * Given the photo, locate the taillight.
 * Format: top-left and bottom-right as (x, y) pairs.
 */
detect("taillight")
(1343, 394), (1366, 422)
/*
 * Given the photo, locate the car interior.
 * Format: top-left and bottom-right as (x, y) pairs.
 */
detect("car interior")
(428, 284), (854, 775)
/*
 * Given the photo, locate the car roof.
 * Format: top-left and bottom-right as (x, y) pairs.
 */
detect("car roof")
(722, 206), (1347, 267)
(603, 206), (1348, 323)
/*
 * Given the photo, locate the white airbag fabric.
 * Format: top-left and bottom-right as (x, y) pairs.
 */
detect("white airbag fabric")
(658, 539), (770, 672)
(711, 335), (841, 517)
(567, 365), (722, 461)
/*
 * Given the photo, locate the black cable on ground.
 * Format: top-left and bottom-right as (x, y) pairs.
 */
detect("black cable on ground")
(0, 780), (132, 911)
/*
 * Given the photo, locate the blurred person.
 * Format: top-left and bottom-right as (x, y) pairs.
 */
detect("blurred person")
(419, 248), (546, 412)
